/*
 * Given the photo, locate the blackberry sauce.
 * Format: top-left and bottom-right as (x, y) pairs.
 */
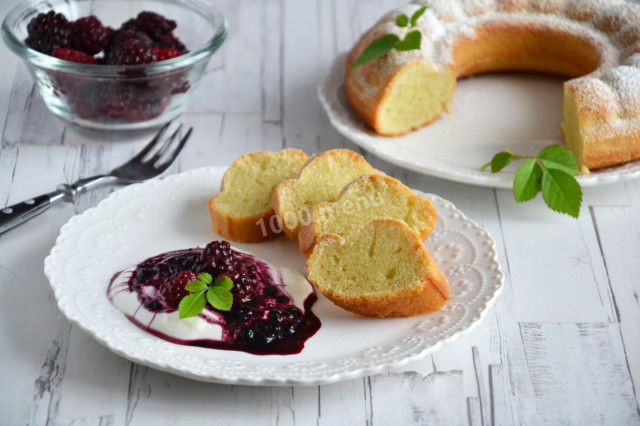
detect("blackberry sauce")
(107, 242), (321, 355)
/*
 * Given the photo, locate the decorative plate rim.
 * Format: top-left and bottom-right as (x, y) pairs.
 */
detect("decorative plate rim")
(44, 166), (504, 386)
(318, 53), (640, 189)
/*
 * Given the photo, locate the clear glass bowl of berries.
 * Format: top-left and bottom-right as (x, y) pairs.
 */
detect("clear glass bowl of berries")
(1, 0), (227, 133)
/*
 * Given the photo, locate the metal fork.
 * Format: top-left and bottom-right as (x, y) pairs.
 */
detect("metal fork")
(0, 122), (193, 235)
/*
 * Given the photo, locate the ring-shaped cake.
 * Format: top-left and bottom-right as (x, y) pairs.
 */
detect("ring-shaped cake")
(345, 0), (640, 172)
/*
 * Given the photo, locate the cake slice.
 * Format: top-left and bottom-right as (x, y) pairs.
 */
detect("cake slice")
(298, 174), (438, 257)
(208, 149), (308, 242)
(306, 218), (449, 317)
(272, 149), (383, 240)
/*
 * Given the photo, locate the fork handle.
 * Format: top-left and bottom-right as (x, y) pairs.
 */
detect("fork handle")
(0, 175), (117, 236)
(0, 190), (67, 235)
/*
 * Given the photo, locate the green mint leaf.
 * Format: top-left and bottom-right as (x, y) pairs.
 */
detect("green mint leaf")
(207, 286), (233, 311)
(198, 272), (212, 285)
(537, 145), (579, 176)
(410, 6), (427, 27)
(185, 280), (207, 293)
(178, 292), (207, 319)
(395, 30), (422, 51)
(490, 151), (513, 173)
(541, 169), (582, 218)
(514, 158), (543, 202)
(352, 34), (400, 69)
(396, 14), (409, 27)
(214, 275), (234, 291)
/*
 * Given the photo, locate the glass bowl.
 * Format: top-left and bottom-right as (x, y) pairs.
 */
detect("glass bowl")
(2, 0), (227, 133)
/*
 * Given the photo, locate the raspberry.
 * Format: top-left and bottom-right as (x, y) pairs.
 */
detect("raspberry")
(108, 39), (156, 65)
(159, 271), (198, 308)
(70, 16), (109, 54)
(153, 47), (182, 61)
(122, 11), (176, 41)
(198, 241), (236, 278)
(52, 48), (97, 64)
(25, 11), (71, 54)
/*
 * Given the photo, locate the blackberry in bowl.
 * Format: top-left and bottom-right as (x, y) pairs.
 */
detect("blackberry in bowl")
(2, 0), (227, 133)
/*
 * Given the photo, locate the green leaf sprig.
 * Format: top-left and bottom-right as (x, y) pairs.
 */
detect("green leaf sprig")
(352, 6), (427, 69)
(482, 145), (583, 218)
(178, 272), (234, 319)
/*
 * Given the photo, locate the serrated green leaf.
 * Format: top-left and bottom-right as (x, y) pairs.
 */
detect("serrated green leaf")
(178, 292), (206, 319)
(395, 30), (421, 51)
(207, 286), (233, 311)
(352, 34), (400, 69)
(185, 280), (207, 293)
(396, 14), (408, 27)
(214, 275), (234, 291)
(514, 158), (543, 202)
(410, 6), (427, 27)
(538, 145), (579, 175)
(490, 152), (513, 173)
(541, 169), (582, 218)
(198, 272), (212, 285)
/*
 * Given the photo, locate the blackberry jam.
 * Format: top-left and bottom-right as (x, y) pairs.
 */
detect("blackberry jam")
(107, 241), (321, 355)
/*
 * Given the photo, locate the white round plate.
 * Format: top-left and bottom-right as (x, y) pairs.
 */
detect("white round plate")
(319, 53), (640, 188)
(44, 167), (503, 386)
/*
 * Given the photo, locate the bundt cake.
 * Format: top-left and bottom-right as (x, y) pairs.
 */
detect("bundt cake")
(306, 218), (450, 317)
(208, 149), (308, 242)
(345, 0), (640, 172)
(298, 174), (438, 257)
(272, 149), (384, 239)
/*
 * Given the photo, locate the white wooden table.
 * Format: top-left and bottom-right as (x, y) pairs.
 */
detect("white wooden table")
(1, 1), (640, 424)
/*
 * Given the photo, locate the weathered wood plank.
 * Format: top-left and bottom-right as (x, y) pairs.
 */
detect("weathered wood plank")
(2, 66), (35, 146)
(53, 324), (131, 426)
(188, 0), (261, 113)
(282, 0), (342, 154)
(172, 112), (225, 170)
(467, 397), (482, 426)
(28, 141), (134, 426)
(521, 322), (640, 424)
(1, 65), (65, 146)
(369, 371), (466, 426)
(0, 144), (18, 205)
(0, 144), (78, 426)
(490, 363), (514, 426)
(495, 190), (616, 323)
(401, 175), (539, 425)
(29, 317), (72, 426)
(262, 0), (283, 124)
(590, 178), (640, 405)
(316, 380), (368, 426)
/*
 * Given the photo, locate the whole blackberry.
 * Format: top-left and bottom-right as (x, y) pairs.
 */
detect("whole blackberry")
(70, 16), (109, 54)
(158, 33), (188, 53)
(110, 29), (153, 48)
(25, 11), (71, 54)
(198, 241), (236, 278)
(159, 271), (198, 308)
(122, 11), (177, 41)
(108, 39), (156, 65)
